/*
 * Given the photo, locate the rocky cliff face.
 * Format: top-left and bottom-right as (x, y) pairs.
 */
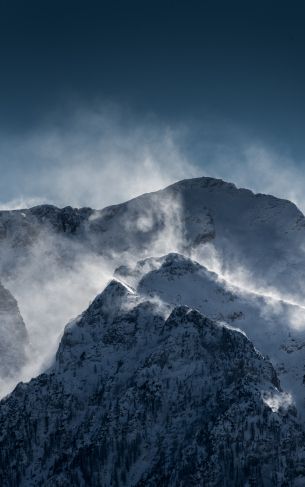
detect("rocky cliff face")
(116, 252), (305, 415)
(1, 177), (305, 486)
(0, 278), (305, 486)
(1, 176), (305, 387)
(0, 281), (27, 379)
(1, 176), (305, 300)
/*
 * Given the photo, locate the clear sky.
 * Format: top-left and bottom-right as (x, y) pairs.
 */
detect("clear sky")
(1, 0), (305, 209)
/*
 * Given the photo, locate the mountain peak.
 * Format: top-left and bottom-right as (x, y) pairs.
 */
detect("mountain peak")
(1, 269), (305, 486)
(168, 175), (238, 192)
(94, 278), (135, 306)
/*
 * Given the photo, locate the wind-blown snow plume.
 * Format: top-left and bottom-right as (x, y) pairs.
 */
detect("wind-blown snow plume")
(0, 191), (188, 396)
(0, 235), (112, 395)
(192, 241), (305, 335)
(0, 105), (198, 210)
(262, 391), (294, 413)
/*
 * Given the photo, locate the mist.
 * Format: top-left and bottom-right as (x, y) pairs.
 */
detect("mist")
(1, 104), (305, 214)
(0, 187), (187, 396)
(1, 104), (305, 397)
(0, 105), (199, 210)
(0, 234), (113, 396)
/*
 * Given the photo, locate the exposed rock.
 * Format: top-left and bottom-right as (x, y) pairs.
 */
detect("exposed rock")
(0, 280), (304, 486)
(0, 281), (27, 378)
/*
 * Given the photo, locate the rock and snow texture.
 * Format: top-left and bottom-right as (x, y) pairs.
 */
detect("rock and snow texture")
(0, 281), (27, 379)
(2, 177), (305, 485)
(1, 176), (305, 300)
(1, 280), (305, 486)
(116, 253), (305, 416)
(2, 176), (305, 388)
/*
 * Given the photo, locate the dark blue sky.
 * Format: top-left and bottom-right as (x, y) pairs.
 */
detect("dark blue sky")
(1, 0), (305, 207)
(0, 1), (304, 142)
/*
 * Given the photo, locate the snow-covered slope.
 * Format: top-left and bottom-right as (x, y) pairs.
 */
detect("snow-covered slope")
(116, 253), (305, 415)
(1, 177), (305, 300)
(0, 281), (27, 380)
(2, 173), (305, 485)
(1, 175), (305, 387)
(1, 279), (305, 486)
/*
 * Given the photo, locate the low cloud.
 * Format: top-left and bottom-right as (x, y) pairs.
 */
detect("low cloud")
(0, 188), (186, 396)
(1, 102), (305, 397)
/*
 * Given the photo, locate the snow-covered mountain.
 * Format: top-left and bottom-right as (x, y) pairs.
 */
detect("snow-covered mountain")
(0, 279), (305, 486)
(1, 176), (305, 374)
(116, 252), (305, 415)
(2, 176), (305, 485)
(1, 177), (305, 300)
(0, 281), (27, 380)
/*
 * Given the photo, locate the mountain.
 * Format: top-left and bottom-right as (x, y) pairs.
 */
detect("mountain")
(1, 176), (305, 381)
(116, 252), (305, 415)
(0, 281), (27, 380)
(1, 279), (305, 486)
(1, 177), (305, 301)
(2, 177), (305, 485)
